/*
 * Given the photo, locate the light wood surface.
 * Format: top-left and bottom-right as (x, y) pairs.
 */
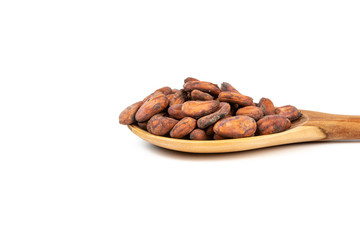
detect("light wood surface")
(128, 110), (360, 153)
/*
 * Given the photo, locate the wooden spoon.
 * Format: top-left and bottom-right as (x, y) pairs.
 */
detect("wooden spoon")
(128, 110), (360, 153)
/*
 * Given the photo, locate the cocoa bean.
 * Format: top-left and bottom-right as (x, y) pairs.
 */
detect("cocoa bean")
(135, 93), (169, 122)
(213, 134), (226, 140)
(258, 97), (275, 115)
(236, 106), (264, 121)
(168, 104), (188, 120)
(119, 101), (144, 125)
(169, 89), (186, 106)
(189, 129), (208, 140)
(218, 91), (253, 106)
(214, 115), (256, 138)
(170, 117), (197, 138)
(257, 115), (291, 135)
(147, 116), (178, 136)
(137, 121), (148, 130)
(197, 102), (231, 129)
(183, 81), (221, 96)
(221, 82), (240, 94)
(184, 77), (200, 83)
(190, 89), (213, 101)
(275, 105), (302, 121)
(182, 100), (220, 118)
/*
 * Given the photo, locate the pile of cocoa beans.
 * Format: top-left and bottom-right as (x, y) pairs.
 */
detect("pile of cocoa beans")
(119, 77), (302, 140)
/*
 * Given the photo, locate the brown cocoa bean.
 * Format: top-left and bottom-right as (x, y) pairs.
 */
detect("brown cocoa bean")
(258, 97), (275, 115)
(183, 81), (221, 96)
(221, 82), (240, 94)
(197, 102), (231, 129)
(190, 89), (213, 101)
(218, 91), (253, 106)
(189, 129), (208, 140)
(170, 117), (197, 138)
(275, 105), (302, 121)
(169, 90), (186, 106)
(236, 106), (264, 121)
(168, 104), (188, 120)
(214, 115), (256, 138)
(213, 134), (226, 140)
(181, 100), (220, 118)
(155, 86), (172, 95)
(135, 93), (169, 122)
(205, 125), (215, 137)
(119, 101), (144, 125)
(184, 77), (200, 83)
(137, 121), (148, 130)
(257, 115), (291, 135)
(147, 116), (178, 136)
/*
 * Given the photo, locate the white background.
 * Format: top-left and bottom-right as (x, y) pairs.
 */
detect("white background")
(1, 0), (360, 239)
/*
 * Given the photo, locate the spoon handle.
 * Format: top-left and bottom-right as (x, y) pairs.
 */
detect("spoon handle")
(303, 110), (360, 140)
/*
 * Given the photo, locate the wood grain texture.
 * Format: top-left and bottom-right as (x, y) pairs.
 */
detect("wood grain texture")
(127, 110), (360, 153)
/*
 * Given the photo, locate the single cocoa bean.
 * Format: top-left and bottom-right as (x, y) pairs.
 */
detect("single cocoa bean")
(190, 89), (213, 101)
(213, 134), (225, 140)
(205, 125), (215, 137)
(275, 105), (302, 121)
(137, 121), (148, 130)
(183, 81), (221, 96)
(147, 116), (178, 136)
(135, 93), (169, 122)
(221, 82), (240, 94)
(189, 129), (208, 140)
(168, 104), (188, 120)
(119, 101), (144, 125)
(181, 100), (220, 118)
(214, 115), (256, 138)
(236, 106), (264, 121)
(155, 86), (172, 95)
(170, 117), (197, 138)
(218, 91), (253, 106)
(197, 102), (231, 129)
(258, 97), (275, 115)
(184, 77), (200, 83)
(257, 115), (291, 135)
(169, 89), (186, 106)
